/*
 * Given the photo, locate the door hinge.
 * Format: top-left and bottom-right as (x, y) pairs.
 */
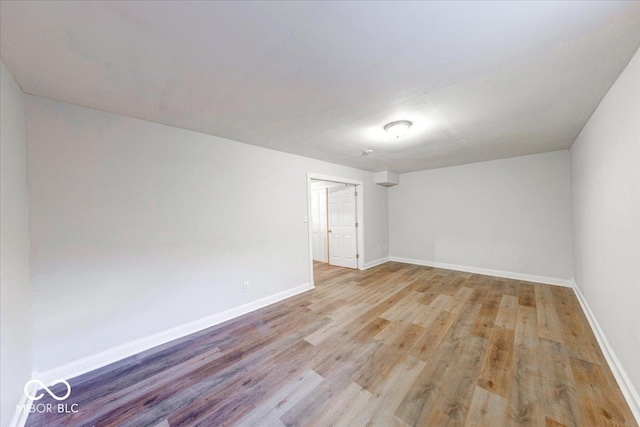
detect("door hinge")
(354, 191), (358, 197)
(355, 222), (359, 228)
(356, 254), (360, 259)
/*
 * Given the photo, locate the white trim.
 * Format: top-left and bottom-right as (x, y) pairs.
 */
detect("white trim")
(306, 173), (365, 286)
(363, 257), (389, 270)
(9, 380), (37, 427)
(572, 284), (640, 424)
(388, 256), (574, 287)
(34, 282), (314, 385)
(306, 173), (364, 187)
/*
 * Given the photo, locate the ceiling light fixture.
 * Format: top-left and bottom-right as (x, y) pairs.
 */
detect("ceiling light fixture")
(363, 149), (374, 155)
(384, 120), (412, 138)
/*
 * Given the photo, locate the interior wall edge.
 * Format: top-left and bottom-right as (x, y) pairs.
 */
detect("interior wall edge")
(32, 282), (313, 386)
(1, 59), (32, 427)
(572, 284), (640, 424)
(389, 256), (575, 288)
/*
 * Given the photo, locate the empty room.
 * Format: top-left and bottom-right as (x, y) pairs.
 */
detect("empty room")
(1, 1), (639, 426)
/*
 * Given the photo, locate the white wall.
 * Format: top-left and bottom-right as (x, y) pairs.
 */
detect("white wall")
(571, 48), (640, 398)
(389, 150), (574, 283)
(1, 61), (31, 427)
(25, 96), (389, 374)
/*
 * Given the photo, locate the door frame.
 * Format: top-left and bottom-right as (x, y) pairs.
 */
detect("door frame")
(307, 173), (365, 286)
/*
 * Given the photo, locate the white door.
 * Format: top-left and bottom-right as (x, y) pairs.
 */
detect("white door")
(311, 189), (328, 262)
(328, 185), (358, 269)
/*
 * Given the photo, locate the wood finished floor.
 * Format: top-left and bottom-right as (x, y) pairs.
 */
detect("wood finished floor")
(26, 262), (636, 427)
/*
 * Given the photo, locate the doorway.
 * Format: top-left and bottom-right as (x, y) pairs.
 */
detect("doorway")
(307, 173), (364, 286)
(327, 184), (358, 268)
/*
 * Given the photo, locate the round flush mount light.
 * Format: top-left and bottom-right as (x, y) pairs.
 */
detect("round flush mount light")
(384, 120), (413, 138)
(363, 149), (374, 155)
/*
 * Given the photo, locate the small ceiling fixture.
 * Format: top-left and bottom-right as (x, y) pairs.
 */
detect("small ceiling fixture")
(384, 120), (412, 138)
(363, 149), (374, 155)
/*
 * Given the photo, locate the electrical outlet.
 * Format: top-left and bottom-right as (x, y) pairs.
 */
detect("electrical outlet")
(243, 281), (250, 292)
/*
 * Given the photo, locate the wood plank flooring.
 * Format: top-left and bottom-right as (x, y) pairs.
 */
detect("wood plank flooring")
(26, 262), (636, 427)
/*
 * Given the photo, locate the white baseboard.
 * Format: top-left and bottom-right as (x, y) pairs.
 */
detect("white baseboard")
(572, 285), (640, 424)
(362, 257), (389, 270)
(9, 380), (37, 427)
(34, 282), (314, 385)
(388, 256), (574, 287)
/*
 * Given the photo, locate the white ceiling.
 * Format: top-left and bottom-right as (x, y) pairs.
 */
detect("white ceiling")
(2, 1), (639, 173)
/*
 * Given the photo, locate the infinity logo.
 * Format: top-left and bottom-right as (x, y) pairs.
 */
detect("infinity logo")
(24, 379), (72, 401)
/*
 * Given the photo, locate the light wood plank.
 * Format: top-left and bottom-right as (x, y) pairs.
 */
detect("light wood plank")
(465, 385), (508, 427)
(25, 261), (637, 427)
